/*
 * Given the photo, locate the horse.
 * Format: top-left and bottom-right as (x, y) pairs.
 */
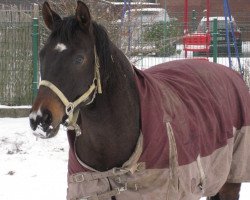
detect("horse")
(29, 1), (250, 200)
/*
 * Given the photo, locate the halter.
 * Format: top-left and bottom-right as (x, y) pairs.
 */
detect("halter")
(39, 46), (102, 136)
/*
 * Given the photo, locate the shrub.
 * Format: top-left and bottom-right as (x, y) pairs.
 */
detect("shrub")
(143, 20), (182, 56)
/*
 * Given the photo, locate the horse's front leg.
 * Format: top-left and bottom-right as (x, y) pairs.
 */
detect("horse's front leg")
(208, 182), (241, 200)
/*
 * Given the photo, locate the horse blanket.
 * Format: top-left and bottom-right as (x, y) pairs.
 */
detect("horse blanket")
(67, 59), (250, 200)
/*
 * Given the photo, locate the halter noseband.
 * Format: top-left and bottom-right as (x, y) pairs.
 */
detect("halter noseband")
(39, 46), (102, 136)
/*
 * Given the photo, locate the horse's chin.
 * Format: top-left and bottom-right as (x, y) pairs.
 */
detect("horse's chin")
(32, 125), (60, 139)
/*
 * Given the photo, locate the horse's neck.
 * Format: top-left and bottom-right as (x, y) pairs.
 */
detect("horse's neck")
(75, 46), (140, 172)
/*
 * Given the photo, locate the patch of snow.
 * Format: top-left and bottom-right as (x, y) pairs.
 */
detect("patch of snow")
(101, 0), (159, 6)
(0, 118), (68, 200)
(0, 105), (31, 109)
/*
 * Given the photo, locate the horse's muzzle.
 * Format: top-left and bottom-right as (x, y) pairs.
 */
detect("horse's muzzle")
(29, 108), (59, 139)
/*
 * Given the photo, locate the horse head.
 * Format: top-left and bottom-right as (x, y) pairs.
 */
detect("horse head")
(30, 1), (99, 138)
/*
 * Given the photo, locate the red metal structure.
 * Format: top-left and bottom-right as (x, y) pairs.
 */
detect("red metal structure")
(183, 0), (211, 58)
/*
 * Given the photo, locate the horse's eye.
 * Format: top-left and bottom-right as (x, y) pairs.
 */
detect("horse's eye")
(74, 56), (84, 65)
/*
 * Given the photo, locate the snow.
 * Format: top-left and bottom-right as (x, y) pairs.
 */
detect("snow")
(0, 118), (68, 200)
(132, 45), (250, 70)
(126, 8), (166, 12)
(201, 16), (235, 22)
(0, 117), (249, 199)
(0, 105), (31, 109)
(101, 0), (159, 6)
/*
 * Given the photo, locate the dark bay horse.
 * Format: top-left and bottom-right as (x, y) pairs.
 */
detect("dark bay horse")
(30, 1), (250, 200)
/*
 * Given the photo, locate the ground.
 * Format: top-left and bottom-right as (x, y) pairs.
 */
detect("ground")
(0, 117), (68, 199)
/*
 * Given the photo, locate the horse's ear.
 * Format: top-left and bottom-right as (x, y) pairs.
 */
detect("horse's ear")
(42, 1), (61, 31)
(75, 1), (91, 30)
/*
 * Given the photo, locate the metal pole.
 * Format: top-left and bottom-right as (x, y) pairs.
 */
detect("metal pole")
(164, 0), (167, 54)
(191, 10), (197, 32)
(206, 0), (210, 32)
(213, 19), (218, 63)
(184, 0), (188, 34)
(205, 0), (210, 58)
(128, 0), (131, 53)
(225, 0), (243, 75)
(32, 17), (39, 101)
(184, 0), (188, 58)
(223, 0), (232, 68)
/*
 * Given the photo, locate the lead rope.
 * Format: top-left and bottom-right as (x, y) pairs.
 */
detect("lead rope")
(39, 46), (102, 136)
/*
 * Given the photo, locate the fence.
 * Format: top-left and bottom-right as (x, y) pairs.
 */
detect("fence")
(0, 2), (250, 105)
(0, 5), (36, 106)
(118, 17), (250, 70)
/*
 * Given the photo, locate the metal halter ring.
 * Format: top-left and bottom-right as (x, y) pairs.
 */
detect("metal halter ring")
(66, 103), (74, 115)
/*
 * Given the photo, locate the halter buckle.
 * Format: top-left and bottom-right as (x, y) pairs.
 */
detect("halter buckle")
(66, 103), (74, 115)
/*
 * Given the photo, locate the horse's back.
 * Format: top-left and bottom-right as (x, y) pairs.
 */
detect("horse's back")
(145, 59), (250, 129)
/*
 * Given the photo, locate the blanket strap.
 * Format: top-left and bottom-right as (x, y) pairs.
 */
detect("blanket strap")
(69, 134), (144, 200)
(74, 186), (127, 200)
(69, 168), (130, 183)
(69, 162), (145, 184)
(70, 167), (143, 200)
(197, 154), (206, 191)
(166, 122), (179, 189)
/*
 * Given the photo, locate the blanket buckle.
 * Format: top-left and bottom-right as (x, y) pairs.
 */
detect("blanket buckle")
(115, 177), (122, 183)
(74, 173), (85, 183)
(116, 183), (127, 194)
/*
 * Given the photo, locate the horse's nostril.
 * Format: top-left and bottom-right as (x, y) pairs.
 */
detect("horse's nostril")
(42, 109), (52, 126)
(30, 118), (38, 131)
(29, 109), (53, 132)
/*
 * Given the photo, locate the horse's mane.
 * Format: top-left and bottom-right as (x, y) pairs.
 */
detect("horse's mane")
(50, 16), (79, 43)
(92, 21), (116, 87)
(50, 17), (117, 89)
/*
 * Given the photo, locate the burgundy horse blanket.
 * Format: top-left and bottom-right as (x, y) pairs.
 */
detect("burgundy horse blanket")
(67, 59), (250, 200)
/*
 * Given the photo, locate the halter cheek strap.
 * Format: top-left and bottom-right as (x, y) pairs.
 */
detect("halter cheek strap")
(39, 46), (102, 136)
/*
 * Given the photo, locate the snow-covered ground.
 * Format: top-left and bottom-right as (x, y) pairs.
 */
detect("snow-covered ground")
(0, 117), (249, 199)
(0, 106), (31, 109)
(0, 118), (68, 200)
